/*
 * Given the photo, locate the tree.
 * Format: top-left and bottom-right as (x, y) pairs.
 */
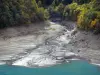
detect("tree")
(0, 0), (48, 28)
(38, 0), (42, 7)
(73, 0), (91, 4)
(52, 0), (60, 7)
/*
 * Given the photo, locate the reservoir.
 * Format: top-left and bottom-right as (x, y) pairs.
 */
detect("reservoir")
(0, 60), (100, 75)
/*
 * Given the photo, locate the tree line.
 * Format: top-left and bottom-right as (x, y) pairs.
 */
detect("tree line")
(0, 0), (100, 34)
(0, 0), (49, 28)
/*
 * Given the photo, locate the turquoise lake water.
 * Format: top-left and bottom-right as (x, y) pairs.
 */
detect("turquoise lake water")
(0, 61), (100, 75)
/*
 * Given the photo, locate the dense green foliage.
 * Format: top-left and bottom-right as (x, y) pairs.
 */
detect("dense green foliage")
(0, 0), (100, 33)
(71, 0), (100, 30)
(0, 0), (73, 28)
(73, 0), (91, 4)
(46, 0), (100, 33)
(0, 0), (49, 28)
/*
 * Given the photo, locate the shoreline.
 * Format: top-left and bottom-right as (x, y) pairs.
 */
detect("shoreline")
(0, 21), (100, 67)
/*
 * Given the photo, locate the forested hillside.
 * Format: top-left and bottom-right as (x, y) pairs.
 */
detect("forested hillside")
(0, 0), (49, 28)
(46, 0), (100, 33)
(0, 0), (100, 33)
(0, 0), (73, 28)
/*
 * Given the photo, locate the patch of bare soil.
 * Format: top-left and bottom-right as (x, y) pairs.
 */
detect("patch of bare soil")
(70, 30), (100, 64)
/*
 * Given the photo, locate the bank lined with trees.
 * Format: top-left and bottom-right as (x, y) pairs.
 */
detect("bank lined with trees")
(47, 0), (100, 33)
(0, 0), (49, 28)
(0, 0), (100, 33)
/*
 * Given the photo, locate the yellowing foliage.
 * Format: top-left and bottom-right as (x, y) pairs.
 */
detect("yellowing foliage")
(77, 15), (83, 28)
(90, 19), (98, 28)
(64, 1), (100, 30)
(77, 7), (89, 29)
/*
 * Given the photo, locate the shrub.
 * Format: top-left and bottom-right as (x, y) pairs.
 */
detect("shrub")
(76, 2), (100, 30)
(37, 7), (49, 21)
(63, 2), (79, 21)
(38, 0), (42, 7)
(77, 9), (95, 29)
(37, 7), (45, 21)
(56, 3), (65, 15)
(44, 9), (50, 20)
(74, 0), (91, 4)
(90, 19), (98, 28)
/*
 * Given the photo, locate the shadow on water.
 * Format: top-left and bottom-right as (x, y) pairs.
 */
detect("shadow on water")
(0, 60), (100, 75)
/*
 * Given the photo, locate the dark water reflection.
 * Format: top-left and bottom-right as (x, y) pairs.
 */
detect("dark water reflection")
(0, 60), (100, 75)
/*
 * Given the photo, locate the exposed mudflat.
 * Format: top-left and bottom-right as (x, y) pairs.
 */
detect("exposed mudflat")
(0, 21), (100, 67)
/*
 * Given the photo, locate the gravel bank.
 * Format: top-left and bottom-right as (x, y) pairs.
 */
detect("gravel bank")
(70, 30), (100, 64)
(0, 21), (100, 67)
